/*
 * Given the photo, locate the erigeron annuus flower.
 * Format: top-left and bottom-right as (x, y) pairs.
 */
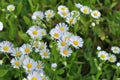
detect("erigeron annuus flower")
(80, 6), (91, 14)
(7, 4), (15, 11)
(45, 10), (55, 18)
(62, 32), (73, 41)
(108, 54), (117, 63)
(70, 36), (84, 48)
(66, 16), (77, 25)
(38, 42), (47, 50)
(35, 61), (44, 71)
(57, 39), (69, 48)
(58, 5), (69, 12)
(20, 44), (32, 55)
(51, 63), (57, 68)
(23, 58), (37, 73)
(0, 41), (13, 53)
(111, 46), (120, 54)
(32, 11), (44, 20)
(55, 23), (68, 33)
(58, 11), (70, 18)
(98, 51), (108, 60)
(60, 47), (72, 57)
(11, 57), (21, 69)
(26, 26), (41, 39)
(11, 47), (21, 57)
(75, 3), (83, 8)
(91, 10), (101, 19)
(40, 49), (50, 59)
(39, 29), (47, 36)
(0, 21), (3, 31)
(27, 71), (41, 80)
(50, 28), (62, 39)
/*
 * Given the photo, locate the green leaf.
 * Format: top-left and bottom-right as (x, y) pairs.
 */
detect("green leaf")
(0, 69), (9, 77)
(23, 16), (31, 26)
(16, 2), (23, 15)
(56, 69), (64, 75)
(18, 31), (29, 42)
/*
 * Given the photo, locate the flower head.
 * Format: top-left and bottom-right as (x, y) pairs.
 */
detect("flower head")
(91, 10), (101, 19)
(98, 51), (108, 60)
(7, 4), (15, 11)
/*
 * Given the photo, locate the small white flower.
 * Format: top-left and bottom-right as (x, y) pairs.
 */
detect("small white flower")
(51, 63), (57, 68)
(38, 42), (47, 50)
(32, 11), (44, 20)
(111, 46), (120, 54)
(97, 46), (101, 50)
(26, 26), (42, 39)
(40, 49), (50, 59)
(117, 62), (120, 67)
(66, 16), (77, 25)
(27, 71), (41, 80)
(70, 36), (84, 48)
(7, 4), (15, 11)
(20, 44), (32, 55)
(91, 10), (101, 19)
(11, 57), (21, 69)
(39, 29), (47, 37)
(0, 60), (3, 65)
(71, 10), (80, 18)
(0, 41), (13, 53)
(58, 11), (70, 18)
(45, 10), (55, 19)
(91, 22), (96, 27)
(11, 47), (21, 57)
(108, 54), (117, 63)
(75, 3), (83, 8)
(57, 39), (69, 48)
(35, 61), (44, 71)
(50, 28), (62, 39)
(58, 5), (69, 12)
(98, 51), (108, 60)
(80, 6), (91, 14)
(60, 47), (72, 57)
(55, 23), (68, 33)
(0, 21), (3, 31)
(62, 32), (73, 41)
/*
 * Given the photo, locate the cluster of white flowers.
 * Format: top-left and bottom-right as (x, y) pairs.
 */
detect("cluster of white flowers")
(50, 22), (84, 57)
(97, 46), (120, 63)
(75, 3), (101, 19)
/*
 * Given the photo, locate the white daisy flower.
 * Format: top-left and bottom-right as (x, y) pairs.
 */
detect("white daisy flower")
(80, 6), (91, 14)
(55, 23), (68, 33)
(35, 61), (44, 71)
(41, 75), (49, 80)
(26, 26), (42, 39)
(57, 39), (69, 48)
(20, 44), (32, 55)
(11, 47), (21, 57)
(0, 21), (3, 31)
(75, 3), (83, 8)
(58, 11), (70, 18)
(58, 5), (69, 12)
(7, 4), (15, 11)
(27, 71), (41, 80)
(116, 62), (120, 67)
(62, 32), (73, 41)
(38, 42), (47, 50)
(45, 10), (55, 19)
(98, 51), (108, 60)
(60, 47), (72, 57)
(66, 16), (77, 25)
(111, 46), (120, 54)
(31, 41), (41, 49)
(11, 57), (21, 69)
(0, 41), (13, 53)
(97, 46), (101, 51)
(23, 58), (37, 73)
(51, 63), (57, 68)
(50, 28), (62, 39)
(71, 10), (80, 18)
(39, 29), (47, 37)
(91, 10), (101, 19)
(40, 49), (50, 59)
(70, 36), (84, 48)
(108, 54), (117, 63)
(32, 11), (44, 20)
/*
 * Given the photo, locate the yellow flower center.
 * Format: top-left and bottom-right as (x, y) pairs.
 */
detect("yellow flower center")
(25, 48), (30, 53)
(61, 41), (66, 46)
(101, 54), (106, 58)
(37, 64), (41, 69)
(9, 7), (13, 11)
(32, 30), (38, 35)
(47, 13), (52, 17)
(15, 61), (20, 66)
(27, 63), (32, 68)
(43, 52), (48, 57)
(41, 31), (45, 35)
(42, 78), (46, 80)
(73, 40), (79, 45)
(65, 36), (70, 40)
(33, 43), (39, 47)
(32, 77), (37, 80)
(60, 27), (65, 31)
(62, 12), (67, 16)
(54, 33), (59, 37)
(16, 52), (20, 56)
(63, 50), (68, 55)
(61, 7), (65, 11)
(83, 8), (88, 13)
(109, 57), (114, 61)
(3, 46), (9, 51)
(114, 48), (118, 52)
(93, 13), (98, 16)
(40, 45), (45, 49)
(69, 18), (74, 23)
